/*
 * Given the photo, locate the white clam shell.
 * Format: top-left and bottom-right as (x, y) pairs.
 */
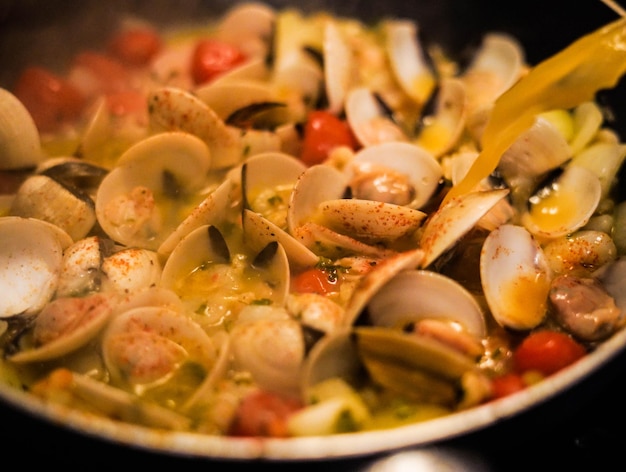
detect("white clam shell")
(230, 305), (304, 397)
(413, 78), (467, 158)
(522, 165), (602, 240)
(10, 174), (97, 242)
(95, 131), (212, 250)
(323, 19), (354, 114)
(101, 247), (162, 294)
(384, 19), (435, 107)
(345, 86), (408, 147)
(195, 79), (277, 122)
(480, 224), (552, 330)
(213, 2), (276, 58)
(158, 178), (237, 258)
(148, 87), (243, 169)
(419, 188), (510, 268)
(365, 269), (486, 337)
(0, 217), (72, 318)
(346, 141), (443, 209)
(0, 88), (43, 170)
(102, 305), (218, 388)
(9, 293), (117, 363)
(462, 33), (525, 113)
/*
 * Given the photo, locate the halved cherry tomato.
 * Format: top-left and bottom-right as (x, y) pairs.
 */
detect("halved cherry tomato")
(291, 267), (339, 295)
(12, 66), (86, 133)
(228, 389), (303, 437)
(300, 110), (358, 166)
(190, 39), (246, 85)
(107, 28), (163, 66)
(513, 330), (586, 376)
(490, 373), (527, 400)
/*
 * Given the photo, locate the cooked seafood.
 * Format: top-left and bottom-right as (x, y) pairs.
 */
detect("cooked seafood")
(2, 1), (626, 442)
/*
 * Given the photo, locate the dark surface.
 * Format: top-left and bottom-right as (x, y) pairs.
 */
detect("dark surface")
(2, 0), (626, 470)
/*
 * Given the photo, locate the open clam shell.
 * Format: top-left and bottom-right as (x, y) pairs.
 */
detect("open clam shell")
(0, 217), (73, 318)
(95, 131), (212, 250)
(364, 269), (486, 338)
(384, 19), (435, 108)
(345, 87), (409, 147)
(345, 141), (443, 209)
(419, 188), (510, 268)
(480, 224), (552, 330)
(0, 88), (43, 170)
(521, 165), (602, 240)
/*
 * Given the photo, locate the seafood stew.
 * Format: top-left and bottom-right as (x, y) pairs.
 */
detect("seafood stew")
(2, 0), (626, 460)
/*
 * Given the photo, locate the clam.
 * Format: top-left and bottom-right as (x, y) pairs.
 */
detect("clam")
(160, 225), (290, 325)
(101, 305), (219, 405)
(342, 248), (426, 326)
(355, 326), (480, 406)
(10, 174), (97, 241)
(543, 230), (617, 276)
(147, 87), (244, 169)
(497, 113), (572, 203)
(242, 209), (319, 272)
(95, 131), (212, 250)
(242, 151), (307, 229)
(195, 79), (285, 125)
(157, 178), (238, 258)
(461, 33), (525, 116)
(8, 292), (117, 364)
(56, 235), (115, 298)
(323, 19), (355, 114)
(345, 141), (443, 209)
(521, 164), (602, 240)
(418, 188), (510, 268)
(345, 87), (409, 147)
(100, 247), (162, 294)
(271, 8), (324, 114)
(230, 304), (305, 397)
(413, 78), (467, 158)
(384, 19), (436, 108)
(364, 269), (486, 339)
(480, 224), (552, 330)
(213, 2), (276, 58)
(0, 88), (44, 170)
(0, 217), (73, 318)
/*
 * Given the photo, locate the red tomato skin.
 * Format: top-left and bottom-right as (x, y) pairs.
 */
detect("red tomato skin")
(190, 39), (246, 85)
(12, 66), (86, 133)
(300, 110), (358, 166)
(107, 28), (163, 66)
(490, 373), (527, 400)
(513, 330), (586, 376)
(291, 268), (339, 295)
(228, 390), (303, 438)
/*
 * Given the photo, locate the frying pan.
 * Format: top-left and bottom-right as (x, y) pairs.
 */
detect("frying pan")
(1, 0), (626, 468)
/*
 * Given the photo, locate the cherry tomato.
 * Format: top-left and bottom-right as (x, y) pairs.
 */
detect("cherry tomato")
(291, 267), (339, 295)
(228, 390), (303, 437)
(190, 39), (246, 85)
(12, 66), (86, 133)
(490, 373), (527, 400)
(513, 330), (586, 376)
(300, 110), (358, 166)
(107, 28), (163, 66)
